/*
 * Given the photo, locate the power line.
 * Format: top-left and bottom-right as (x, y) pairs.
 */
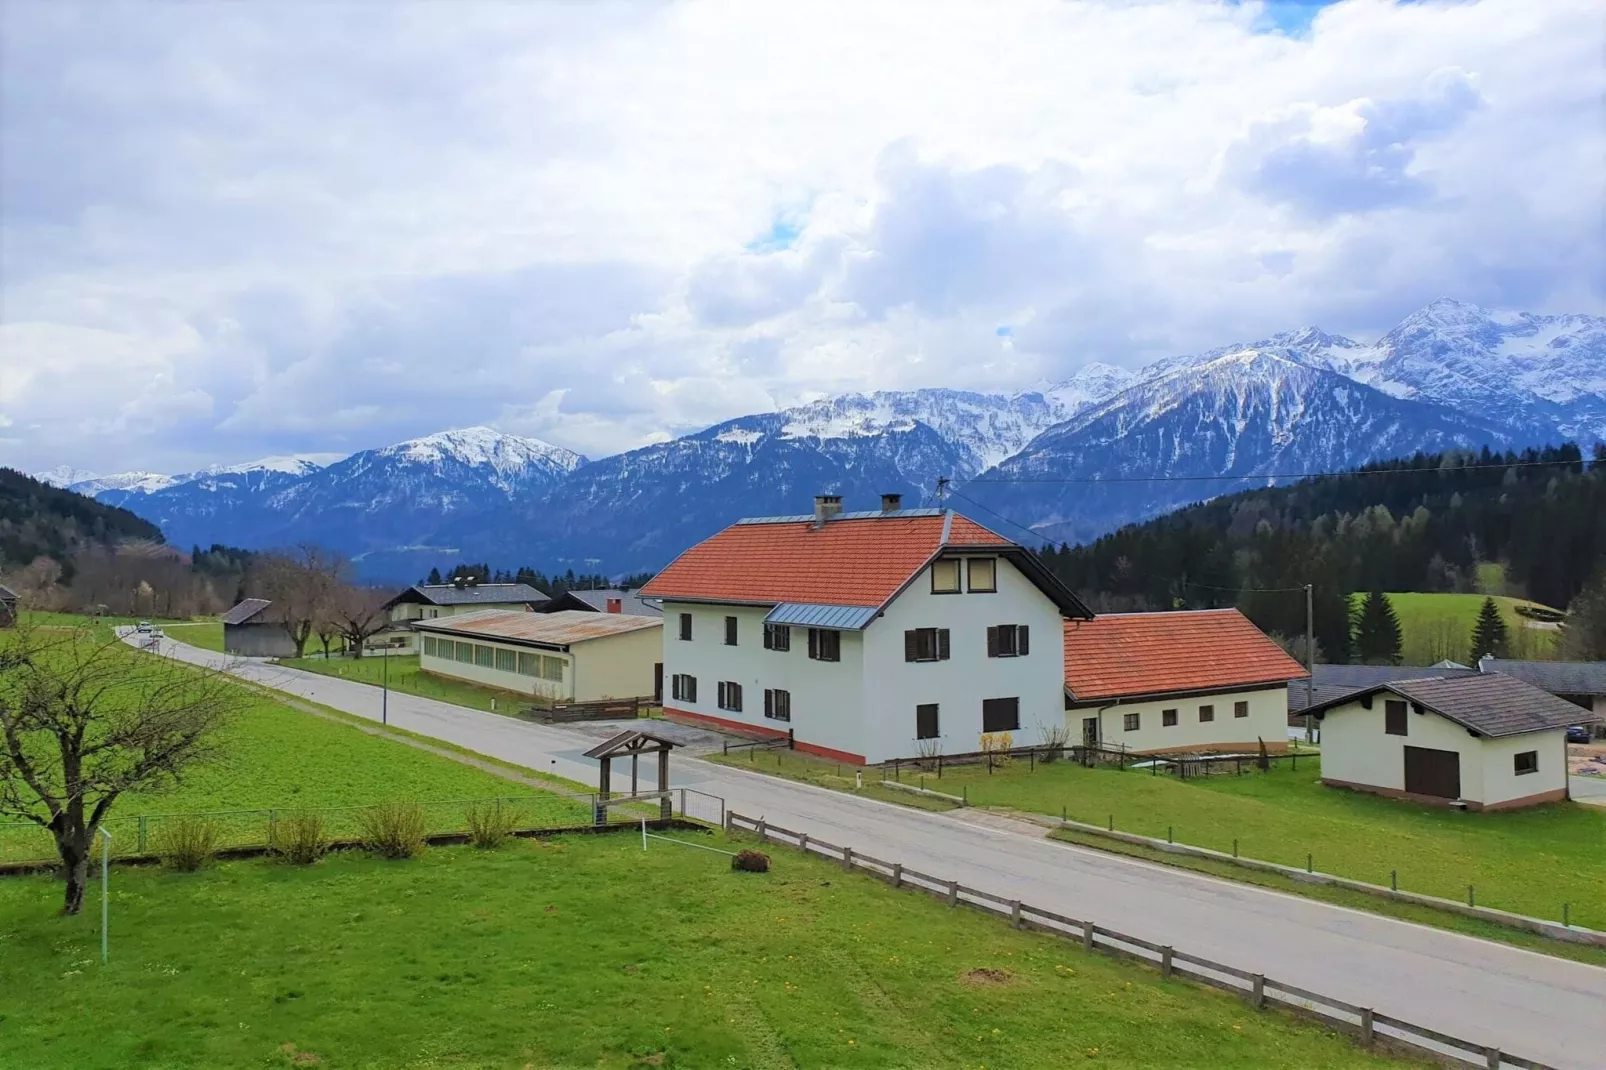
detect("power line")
(965, 458), (1584, 485)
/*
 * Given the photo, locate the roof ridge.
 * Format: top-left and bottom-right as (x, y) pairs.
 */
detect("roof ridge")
(1083, 608), (1242, 619)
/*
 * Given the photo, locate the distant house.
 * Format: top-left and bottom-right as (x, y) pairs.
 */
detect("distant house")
(1478, 656), (1606, 736)
(222, 598), (297, 658)
(413, 609), (662, 704)
(0, 584), (17, 627)
(374, 582), (550, 652)
(538, 588), (662, 618)
(639, 494), (1093, 765)
(1305, 674), (1586, 810)
(1062, 610), (1309, 754)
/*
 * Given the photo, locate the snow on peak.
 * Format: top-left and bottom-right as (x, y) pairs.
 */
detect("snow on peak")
(73, 471), (183, 495)
(194, 455), (337, 479)
(33, 465), (98, 488)
(383, 426), (584, 475)
(1036, 363), (1136, 413)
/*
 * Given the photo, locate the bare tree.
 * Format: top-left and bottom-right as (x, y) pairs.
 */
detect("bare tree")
(248, 545), (344, 658)
(0, 624), (244, 914)
(332, 586), (394, 658)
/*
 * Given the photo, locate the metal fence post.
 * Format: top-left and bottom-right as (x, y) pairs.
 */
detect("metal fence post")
(1484, 1048), (1501, 1070)
(842, 846), (853, 871)
(679, 788), (686, 818)
(268, 809), (277, 845)
(798, 833), (809, 854)
(1251, 974), (1265, 1009)
(891, 863), (903, 888)
(756, 818), (767, 841)
(137, 815), (148, 854)
(1011, 901), (1022, 928)
(1082, 922), (1094, 951)
(946, 879), (958, 907)
(1360, 1008), (1374, 1045)
(1160, 946), (1173, 978)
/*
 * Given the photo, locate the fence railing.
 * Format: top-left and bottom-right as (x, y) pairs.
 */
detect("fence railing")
(0, 787), (727, 867)
(528, 698), (643, 723)
(884, 742), (1311, 779)
(721, 728), (793, 755)
(726, 811), (1558, 1070)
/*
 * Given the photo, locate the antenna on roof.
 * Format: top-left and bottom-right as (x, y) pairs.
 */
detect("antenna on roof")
(935, 476), (950, 506)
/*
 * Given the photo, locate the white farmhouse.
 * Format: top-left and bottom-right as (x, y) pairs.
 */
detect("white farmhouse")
(374, 581), (550, 652)
(1062, 609), (1309, 753)
(638, 494), (1093, 764)
(1307, 673), (1585, 810)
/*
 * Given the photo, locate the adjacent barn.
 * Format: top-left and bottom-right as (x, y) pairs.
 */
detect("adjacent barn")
(221, 598), (297, 658)
(413, 609), (662, 704)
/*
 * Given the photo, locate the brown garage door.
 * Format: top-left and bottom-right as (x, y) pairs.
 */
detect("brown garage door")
(1403, 746), (1461, 799)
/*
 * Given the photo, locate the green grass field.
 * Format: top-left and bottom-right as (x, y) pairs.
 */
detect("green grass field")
(1349, 592), (1561, 665)
(159, 620), (226, 651)
(720, 750), (1605, 929)
(278, 653), (533, 715)
(0, 835), (1421, 1070)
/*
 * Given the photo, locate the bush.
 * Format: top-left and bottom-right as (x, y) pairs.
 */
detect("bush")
(357, 801), (428, 859)
(269, 809), (328, 865)
(1037, 722), (1072, 762)
(153, 815), (221, 872)
(465, 800), (522, 850)
(731, 849), (770, 873)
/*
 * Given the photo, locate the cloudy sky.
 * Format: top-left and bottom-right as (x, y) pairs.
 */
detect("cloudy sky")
(2, 0), (1602, 475)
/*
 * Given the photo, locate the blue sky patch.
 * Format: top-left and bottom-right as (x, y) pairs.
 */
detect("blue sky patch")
(746, 217), (804, 253)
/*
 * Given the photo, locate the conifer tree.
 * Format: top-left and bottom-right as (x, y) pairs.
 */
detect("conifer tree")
(1468, 596), (1510, 662)
(1352, 590), (1403, 665)
(427, 566), (442, 585)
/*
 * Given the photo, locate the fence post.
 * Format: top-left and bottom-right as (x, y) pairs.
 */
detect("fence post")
(756, 818), (767, 842)
(1160, 946), (1173, 978)
(1306, 852), (1312, 873)
(947, 879), (958, 907)
(1107, 814), (1113, 832)
(268, 809), (277, 845)
(1167, 826), (1172, 844)
(1082, 922), (1094, 952)
(1468, 885), (1475, 908)
(678, 788), (686, 818)
(798, 833), (809, 854)
(138, 815), (148, 854)
(1484, 1048), (1501, 1070)
(1391, 869), (1397, 892)
(1564, 902), (1570, 927)
(1251, 974), (1265, 1009)
(842, 846), (853, 872)
(1011, 901), (1022, 929)
(1233, 838), (1238, 859)
(891, 862), (902, 888)
(1360, 1008), (1374, 1046)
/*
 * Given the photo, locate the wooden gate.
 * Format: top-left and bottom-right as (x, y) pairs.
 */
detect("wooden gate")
(1403, 746), (1460, 799)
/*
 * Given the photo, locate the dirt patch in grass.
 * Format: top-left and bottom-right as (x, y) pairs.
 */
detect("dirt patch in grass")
(962, 967), (1013, 985)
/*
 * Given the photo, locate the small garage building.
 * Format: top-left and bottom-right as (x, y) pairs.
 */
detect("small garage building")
(1307, 673), (1586, 810)
(413, 609), (662, 704)
(222, 598), (298, 658)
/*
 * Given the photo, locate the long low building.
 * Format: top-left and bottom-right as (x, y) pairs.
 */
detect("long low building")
(413, 609), (662, 704)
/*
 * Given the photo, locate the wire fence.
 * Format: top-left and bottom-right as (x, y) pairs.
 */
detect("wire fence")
(0, 787), (727, 866)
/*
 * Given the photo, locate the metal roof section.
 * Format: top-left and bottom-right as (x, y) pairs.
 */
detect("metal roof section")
(734, 508), (945, 525)
(764, 602), (881, 630)
(940, 509), (953, 544)
(413, 608), (661, 648)
(221, 598), (272, 626)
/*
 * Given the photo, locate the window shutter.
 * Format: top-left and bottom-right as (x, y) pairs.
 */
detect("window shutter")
(764, 689), (773, 718)
(986, 626), (999, 657)
(808, 628), (818, 659)
(938, 629), (950, 660)
(1017, 625), (1029, 656)
(905, 630), (918, 662)
(717, 681), (727, 707)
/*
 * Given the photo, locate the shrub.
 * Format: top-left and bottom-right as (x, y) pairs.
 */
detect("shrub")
(153, 815), (221, 872)
(465, 800), (522, 850)
(731, 849), (770, 873)
(357, 801), (428, 859)
(269, 809), (328, 865)
(1037, 722), (1072, 762)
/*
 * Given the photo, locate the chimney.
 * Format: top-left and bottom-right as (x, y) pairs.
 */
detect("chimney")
(606, 597), (622, 613)
(880, 492), (902, 514)
(813, 494), (843, 528)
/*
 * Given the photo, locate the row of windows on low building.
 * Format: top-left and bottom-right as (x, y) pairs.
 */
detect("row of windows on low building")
(420, 634), (564, 682)
(678, 616), (1031, 663)
(1121, 701), (1250, 732)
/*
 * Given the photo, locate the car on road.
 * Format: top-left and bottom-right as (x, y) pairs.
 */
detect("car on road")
(136, 620), (152, 633)
(1566, 724), (1595, 744)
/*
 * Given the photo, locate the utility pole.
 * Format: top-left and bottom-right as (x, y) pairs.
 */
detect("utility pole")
(1304, 583), (1315, 744)
(382, 647), (389, 726)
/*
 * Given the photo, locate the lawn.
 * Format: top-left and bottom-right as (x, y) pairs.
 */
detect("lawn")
(160, 619), (226, 651)
(279, 653), (531, 716)
(716, 749), (1605, 929)
(0, 835), (1421, 1070)
(1348, 592), (1560, 665)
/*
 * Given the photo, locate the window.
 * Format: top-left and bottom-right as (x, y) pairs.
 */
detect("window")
(474, 645), (494, 668)
(494, 648), (516, 673)
(671, 674), (697, 703)
(455, 641), (473, 664)
(421, 636), (437, 657)
(982, 697), (1020, 733)
(718, 681), (744, 712)
(1199, 704), (1214, 723)
(1234, 700), (1249, 719)
(764, 688), (791, 722)
(1513, 751), (1538, 776)
(1162, 708), (1178, 727)
(517, 651), (539, 676)
(967, 558), (997, 592)
(808, 628), (841, 662)
(986, 624), (1030, 658)
(540, 656), (564, 682)
(1123, 712), (1141, 732)
(725, 616), (739, 646)
(931, 559), (961, 594)
(916, 703), (940, 740)
(1385, 699), (1408, 736)
(763, 623), (791, 651)
(904, 627), (951, 662)
(678, 613), (692, 641)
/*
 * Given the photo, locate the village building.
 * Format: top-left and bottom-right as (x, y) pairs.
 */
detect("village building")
(221, 597), (298, 658)
(537, 588), (662, 617)
(373, 581), (549, 652)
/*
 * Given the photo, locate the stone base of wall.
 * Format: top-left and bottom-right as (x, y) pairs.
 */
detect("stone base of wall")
(662, 706), (868, 765)
(1321, 778), (1568, 811)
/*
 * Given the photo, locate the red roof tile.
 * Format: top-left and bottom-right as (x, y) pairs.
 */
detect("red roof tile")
(1063, 609), (1309, 701)
(640, 512), (1013, 607)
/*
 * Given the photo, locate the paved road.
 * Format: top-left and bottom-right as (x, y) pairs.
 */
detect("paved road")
(135, 634), (1606, 1069)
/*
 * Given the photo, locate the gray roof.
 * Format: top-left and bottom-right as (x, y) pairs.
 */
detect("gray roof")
(407, 583), (548, 607)
(1287, 663), (1478, 712)
(1480, 658), (1606, 697)
(559, 589), (662, 617)
(222, 598), (272, 626)
(764, 602), (881, 630)
(1310, 673), (1590, 738)
(0, 584), (16, 601)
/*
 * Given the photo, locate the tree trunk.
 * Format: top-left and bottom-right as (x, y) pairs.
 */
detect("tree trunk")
(57, 832), (90, 915)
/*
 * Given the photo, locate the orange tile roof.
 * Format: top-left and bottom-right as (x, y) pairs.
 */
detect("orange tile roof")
(640, 511), (1014, 607)
(1063, 609), (1309, 702)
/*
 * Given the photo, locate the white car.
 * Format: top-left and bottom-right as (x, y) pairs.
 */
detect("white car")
(136, 620), (152, 633)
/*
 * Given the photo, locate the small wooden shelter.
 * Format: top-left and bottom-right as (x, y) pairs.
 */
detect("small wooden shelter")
(583, 729), (680, 822)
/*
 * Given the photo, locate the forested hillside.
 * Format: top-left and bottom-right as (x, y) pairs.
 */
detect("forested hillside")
(0, 468), (164, 578)
(1038, 445), (1606, 662)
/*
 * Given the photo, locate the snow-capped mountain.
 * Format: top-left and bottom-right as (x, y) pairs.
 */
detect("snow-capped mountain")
(32, 465), (99, 489)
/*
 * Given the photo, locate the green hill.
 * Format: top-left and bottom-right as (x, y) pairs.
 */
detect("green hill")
(1348, 592), (1560, 665)
(0, 468), (164, 577)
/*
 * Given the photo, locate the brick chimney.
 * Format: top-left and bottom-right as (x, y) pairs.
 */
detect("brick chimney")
(813, 494), (843, 528)
(880, 492), (902, 513)
(606, 597), (622, 613)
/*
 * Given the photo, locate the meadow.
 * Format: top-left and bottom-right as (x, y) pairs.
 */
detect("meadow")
(1349, 591), (1561, 665)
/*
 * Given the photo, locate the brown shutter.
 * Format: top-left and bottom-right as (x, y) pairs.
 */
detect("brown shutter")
(905, 629), (918, 662)
(1017, 625), (1029, 656)
(938, 628), (950, 660)
(986, 626), (999, 657)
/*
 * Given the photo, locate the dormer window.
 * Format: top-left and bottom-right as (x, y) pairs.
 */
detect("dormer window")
(967, 558), (997, 593)
(931, 559), (961, 594)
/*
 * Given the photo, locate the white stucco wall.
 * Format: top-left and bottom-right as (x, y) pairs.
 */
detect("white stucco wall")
(570, 626), (663, 702)
(1319, 697), (1567, 807)
(1070, 686), (1291, 754)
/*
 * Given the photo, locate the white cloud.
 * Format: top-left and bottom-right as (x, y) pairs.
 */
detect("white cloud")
(0, 0), (1601, 473)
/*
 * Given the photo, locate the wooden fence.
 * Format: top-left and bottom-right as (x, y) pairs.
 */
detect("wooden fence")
(725, 812), (1557, 1070)
(884, 743), (1309, 780)
(526, 698), (641, 723)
